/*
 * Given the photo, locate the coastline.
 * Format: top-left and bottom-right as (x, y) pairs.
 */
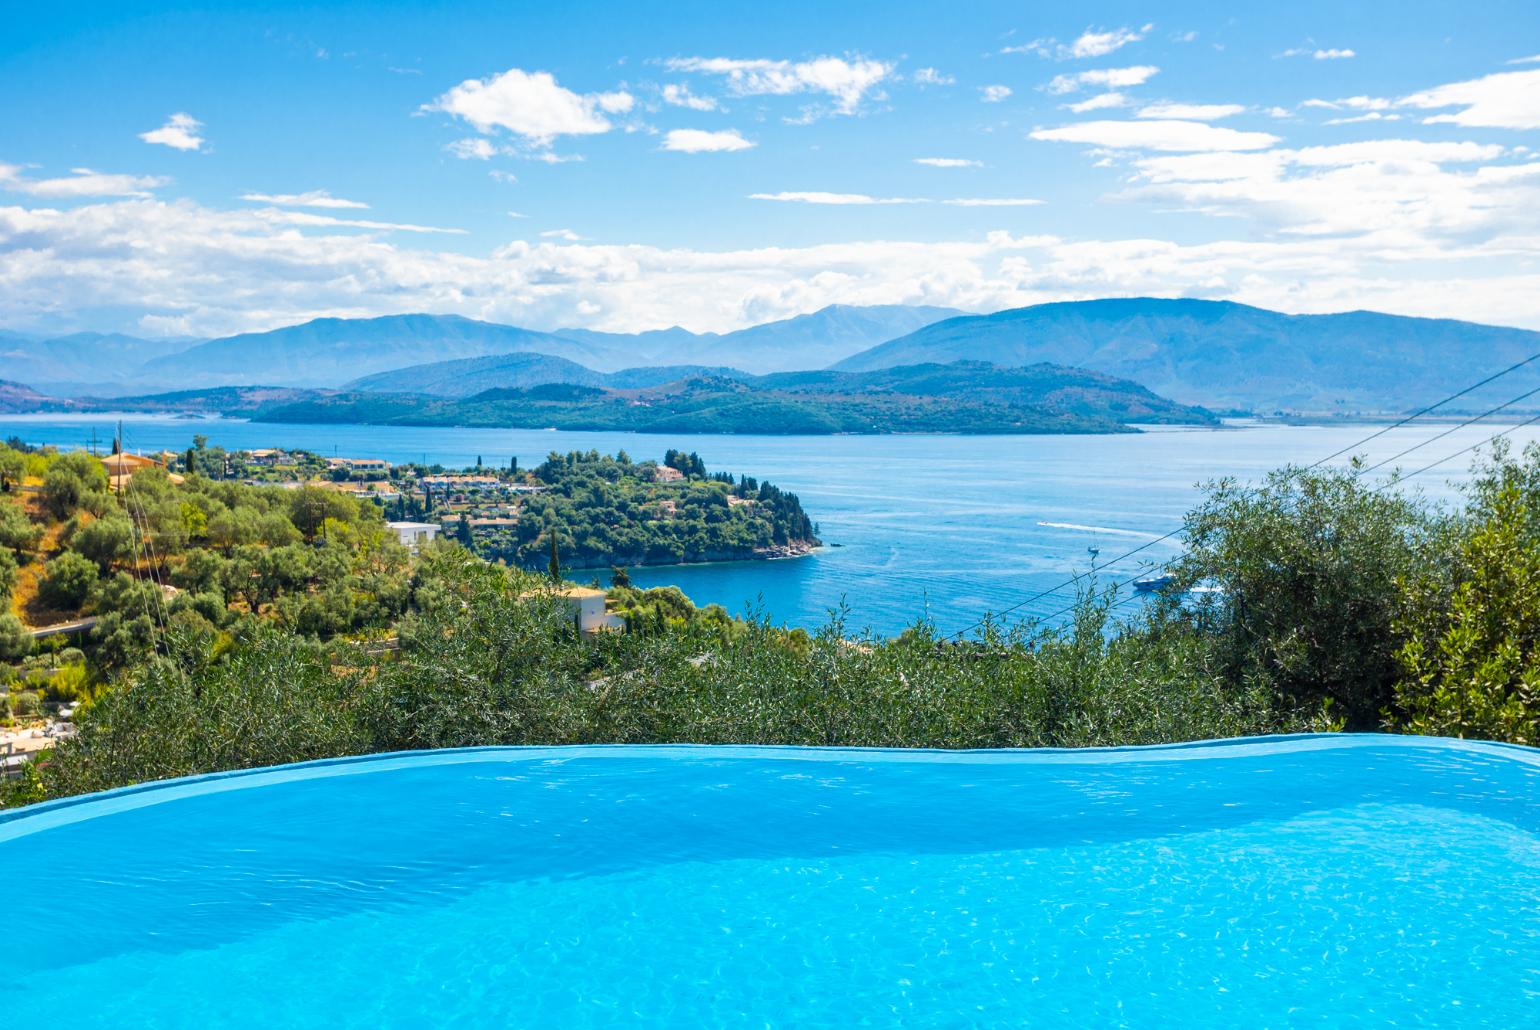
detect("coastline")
(556, 538), (822, 573)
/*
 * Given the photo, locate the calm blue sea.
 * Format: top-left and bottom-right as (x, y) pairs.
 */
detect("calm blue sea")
(4, 415), (1536, 636)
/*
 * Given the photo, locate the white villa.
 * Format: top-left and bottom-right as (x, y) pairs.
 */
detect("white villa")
(387, 521), (441, 553)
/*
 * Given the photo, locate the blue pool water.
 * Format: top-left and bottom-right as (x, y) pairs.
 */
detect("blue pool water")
(6, 735), (1540, 1027)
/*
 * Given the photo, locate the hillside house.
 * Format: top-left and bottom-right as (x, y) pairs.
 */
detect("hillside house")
(387, 521), (440, 553)
(327, 457), (391, 475)
(102, 452), (183, 491)
(526, 586), (626, 636)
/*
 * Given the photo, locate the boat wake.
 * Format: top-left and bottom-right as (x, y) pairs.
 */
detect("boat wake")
(1036, 521), (1165, 540)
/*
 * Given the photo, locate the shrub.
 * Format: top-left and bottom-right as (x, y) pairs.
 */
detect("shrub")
(38, 551), (99, 611)
(0, 613), (30, 661)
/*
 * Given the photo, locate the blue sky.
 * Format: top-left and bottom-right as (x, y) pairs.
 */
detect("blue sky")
(2, 0), (1539, 337)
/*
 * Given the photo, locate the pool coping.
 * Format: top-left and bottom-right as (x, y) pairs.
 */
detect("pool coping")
(4, 732), (1537, 838)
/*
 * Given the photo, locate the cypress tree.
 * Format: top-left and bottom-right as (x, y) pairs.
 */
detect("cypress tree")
(548, 531), (561, 583)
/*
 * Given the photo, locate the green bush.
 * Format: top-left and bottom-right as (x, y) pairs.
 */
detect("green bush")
(41, 451), (109, 520)
(0, 613), (30, 661)
(38, 551), (99, 611)
(1170, 465), (1433, 729)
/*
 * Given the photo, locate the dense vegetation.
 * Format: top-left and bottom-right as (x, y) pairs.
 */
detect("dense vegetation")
(479, 449), (818, 568)
(8, 438), (1540, 808)
(240, 361), (1216, 434)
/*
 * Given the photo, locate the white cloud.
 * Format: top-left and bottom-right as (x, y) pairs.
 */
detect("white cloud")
(1509, 54), (1540, 66)
(660, 83), (717, 111)
(981, 85), (1013, 103)
(1402, 68), (1540, 130)
(1047, 65), (1159, 95)
(1264, 107), (1293, 119)
(446, 137), (499, 160)
(915, 158), (982, 168)
(662, 128), (755, 153)
(1005, 24), (1152, 60)
(139, 113), (206, 152)
(1067, 92), (1129, 113)
(427, 68), (631, 146)
(941, 198), (1043, 207)
(1280, 46), (1356, 60)
(10, 196), (1540, 339)
(250, 208), (466, 234)
(1030, 119), (1279, 152)
(748, 191), (921, 205)
(1067, 25), (1153, 59)
(664, 55), (892, 116)
(1136, 102), (1245, 121)
(1124, 139), (1527, 240)
(489, 170), (518, 184)
(239, 190), (369, 209)
(1324, 112), (1402, 125)
(913, 67), (954, 86)
(539, 228), (586, 241)
(0, 164), (169, 198)
(1303, 95), (1392, 112)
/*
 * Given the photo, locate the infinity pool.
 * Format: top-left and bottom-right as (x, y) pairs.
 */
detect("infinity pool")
(6, 735), (1540, 1027)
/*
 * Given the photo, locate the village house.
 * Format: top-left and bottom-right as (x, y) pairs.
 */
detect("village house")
(244, 448), (288, 467)
(386, 521), (441, 553)
(101, 452), (183, 492)
(327, 457), (391, 475)
(526, 585), (626, 636)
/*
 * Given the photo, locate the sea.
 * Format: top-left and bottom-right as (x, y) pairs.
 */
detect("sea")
(5, 414), (1536, 637)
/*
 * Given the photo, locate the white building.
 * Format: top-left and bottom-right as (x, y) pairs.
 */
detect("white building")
(551, 586), (626, 635)
(387, 521), (441, 553)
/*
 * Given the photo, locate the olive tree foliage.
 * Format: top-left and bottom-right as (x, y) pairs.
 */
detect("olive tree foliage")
(36, 626), (369, 799)
(1168, 465), (1434, 729)
(1391, 441), (1540, 743)
(0, 446), (26, 492)
(38, 550), (99, 611)
(41, 451), (110, 520)
(69, 512), (137, 570)
(0, 502), (42, 554)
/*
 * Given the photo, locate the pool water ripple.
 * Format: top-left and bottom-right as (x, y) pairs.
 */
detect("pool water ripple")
(6, 735), (1540, 1027)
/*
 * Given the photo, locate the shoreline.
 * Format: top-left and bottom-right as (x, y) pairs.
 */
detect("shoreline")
(556, 540), (822, 575)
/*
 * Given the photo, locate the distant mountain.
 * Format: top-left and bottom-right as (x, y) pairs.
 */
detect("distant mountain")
(554, 304), (965, 373)
(0, 304), (966, 394)
(832, 298), (1540, 413)
(0, 380), (74, 414)
(345, 351), (747, 397)
(0, 332), (197, 392)
(251, 360), (1215, 435)
(138, 314), (625, 389)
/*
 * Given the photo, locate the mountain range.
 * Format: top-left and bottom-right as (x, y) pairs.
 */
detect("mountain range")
(5, 298), (1540, 415)
(7, 304), (963, 394)
(834, 298), (1540, 412)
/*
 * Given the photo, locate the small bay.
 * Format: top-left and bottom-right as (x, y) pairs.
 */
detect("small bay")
(4, 414), (1534, 636)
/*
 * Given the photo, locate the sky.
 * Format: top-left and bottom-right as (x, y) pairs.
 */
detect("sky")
(2, 0), (1539, 339)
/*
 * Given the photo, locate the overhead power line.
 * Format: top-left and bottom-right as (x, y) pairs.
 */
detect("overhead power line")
(946, 349), (1540, 641)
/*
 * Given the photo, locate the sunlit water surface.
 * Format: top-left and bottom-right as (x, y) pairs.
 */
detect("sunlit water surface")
(5, 737), (1540, 1028)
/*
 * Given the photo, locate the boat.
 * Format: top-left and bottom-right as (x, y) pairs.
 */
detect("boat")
(1133, 573), (1176, 592)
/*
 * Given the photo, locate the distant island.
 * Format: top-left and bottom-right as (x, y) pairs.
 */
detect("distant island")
(0, 360), (1218, 435)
